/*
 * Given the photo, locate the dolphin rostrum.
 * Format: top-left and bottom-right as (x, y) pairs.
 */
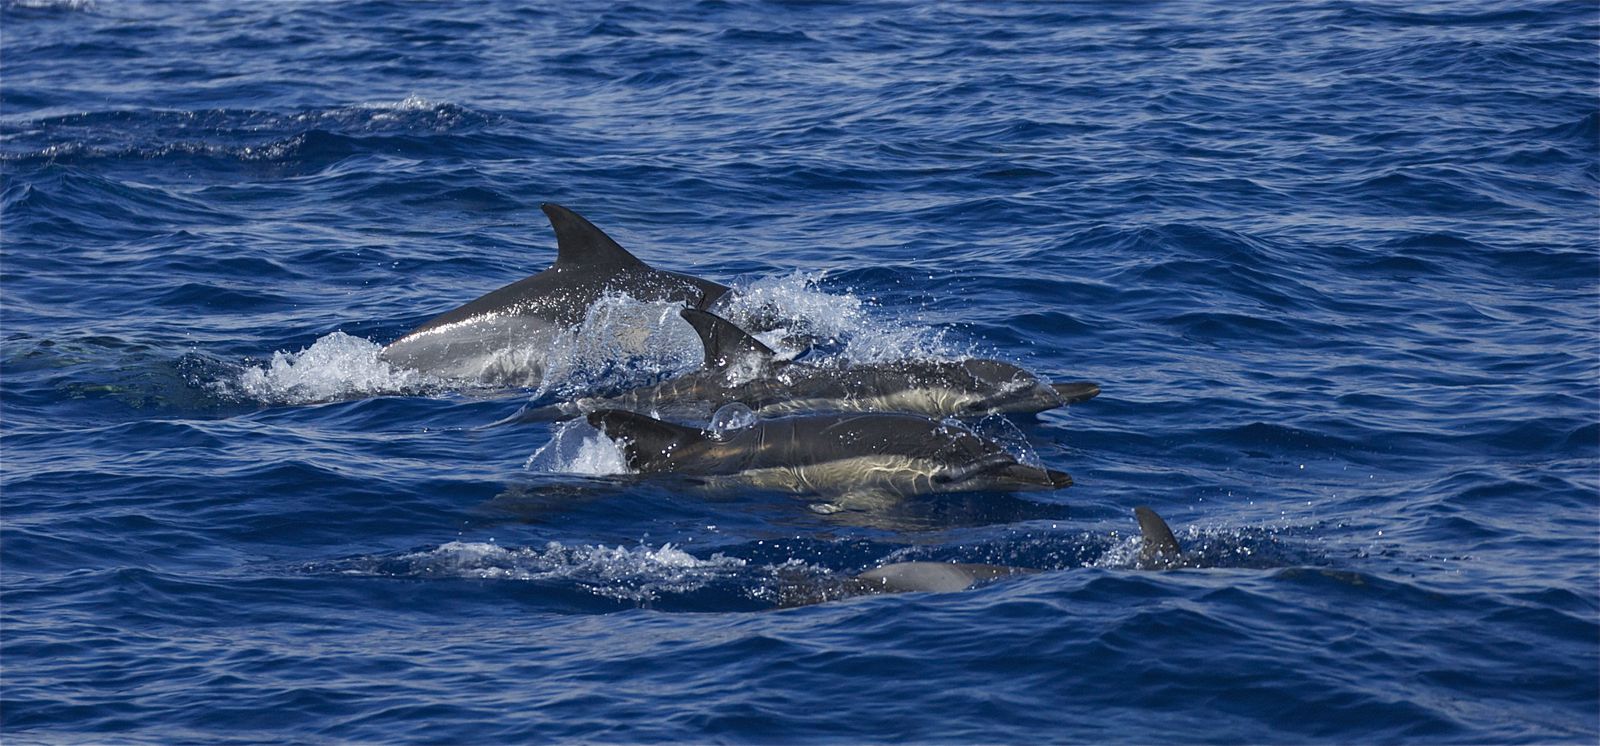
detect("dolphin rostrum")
(512, 307), (1099, 421)
(380, 203), (730, 385)
(584, 407), (1072, 500)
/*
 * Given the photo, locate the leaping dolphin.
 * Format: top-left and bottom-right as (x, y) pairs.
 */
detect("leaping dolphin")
(584, 408), (1072, 500)
(509, 308), (1099, 421)
(380, 203), (730, 385)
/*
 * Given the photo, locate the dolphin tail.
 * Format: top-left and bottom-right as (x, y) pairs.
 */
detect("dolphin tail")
(1051, 381), (1101, 405)
(1134, 506), (1183, 569)
(586, 409), (706, 472)
(679, 308), (776, 372)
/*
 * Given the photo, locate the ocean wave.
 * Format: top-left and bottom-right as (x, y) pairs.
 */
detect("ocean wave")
(314, 540), (752, 603)
(0, 98), (497, 168)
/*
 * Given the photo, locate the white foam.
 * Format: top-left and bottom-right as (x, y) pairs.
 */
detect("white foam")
(720, 272), (964, 364)
(389, 541), (747, 602)
(285, 95), (471, 133)
(231, 331), (442, 405)
(530, 294), (703, 401)
(378, 94), (437, 111)
(8, 0), (95, 9)
(524, 419), (630, 476)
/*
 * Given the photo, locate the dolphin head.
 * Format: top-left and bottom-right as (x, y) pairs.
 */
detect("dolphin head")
(931, 451), (1072, 492)
(945, 359), (1100, 416)
(916, 420), (1072, 492)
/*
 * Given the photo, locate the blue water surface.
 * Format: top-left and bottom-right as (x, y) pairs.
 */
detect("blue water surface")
(3, 0), (1597, 743)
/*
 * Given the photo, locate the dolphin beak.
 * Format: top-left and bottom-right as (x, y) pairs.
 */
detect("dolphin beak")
(964, 382), (1073, 415)
(1011, 467), (1075, 489)
(986, 463), (1073, 490)
(1050, 381), (1100, 405)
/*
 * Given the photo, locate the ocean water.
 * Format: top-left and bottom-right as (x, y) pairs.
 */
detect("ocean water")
(3, 0), (1597, 742)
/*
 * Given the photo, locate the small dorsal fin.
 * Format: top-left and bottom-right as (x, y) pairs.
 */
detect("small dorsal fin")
(1135, 506), (1184, 569)
(679, 308), (776, 372)
(542, 203), (649, 271)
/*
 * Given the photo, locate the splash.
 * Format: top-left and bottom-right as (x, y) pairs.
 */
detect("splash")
(231, 332), (441, 405)
(529, 294), (703, 401)
(718, 272), (963, 364)
(964, 414), (1044, 469)
(1089, 520), (1321, 570)
(524, 419), (630, 476)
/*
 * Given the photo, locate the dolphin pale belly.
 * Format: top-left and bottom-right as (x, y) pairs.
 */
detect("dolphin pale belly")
(584, 408), (1072, 499)
(380, 203), (729, 386)
(515, 307), (1100, 420)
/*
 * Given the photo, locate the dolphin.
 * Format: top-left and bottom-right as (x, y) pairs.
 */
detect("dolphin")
(509, 308), (1099, 421)
(847, 562), (1036, 593)
(584, 407), (1072, 499)
(776, 507), (1187, 605)
(380, 203), (730, 385)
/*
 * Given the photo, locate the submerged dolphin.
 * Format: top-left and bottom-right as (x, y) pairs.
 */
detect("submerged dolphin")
(511, 308), (1099, 421)
(777, 507), (1186, 605)
(585, 408), (1072, 499)
(380, 203), (730, 384)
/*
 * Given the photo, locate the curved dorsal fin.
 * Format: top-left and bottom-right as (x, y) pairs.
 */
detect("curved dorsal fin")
(542, 203), (649, 271)
(1134, 506), (1184, 569)
(679, 308), (776, 372)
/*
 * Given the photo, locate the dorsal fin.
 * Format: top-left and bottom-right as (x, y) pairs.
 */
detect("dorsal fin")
(679, 308), (776, 372)
(1134, 506), (1184, 569)
(585, 409), (705, 471)
(542, 203), (649, 271)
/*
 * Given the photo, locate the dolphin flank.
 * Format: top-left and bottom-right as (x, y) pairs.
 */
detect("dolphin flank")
(584, 408), (1072, 499)
(380, 203), (729, 385)
(509, 307), (1100, 422)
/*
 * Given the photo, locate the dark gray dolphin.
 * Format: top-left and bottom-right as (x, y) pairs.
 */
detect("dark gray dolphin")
(585, 408), (1072, 499)
(777, 507), (1187, 605)
(513, 308), (1099, 421)
(380, 203), (730, 384)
